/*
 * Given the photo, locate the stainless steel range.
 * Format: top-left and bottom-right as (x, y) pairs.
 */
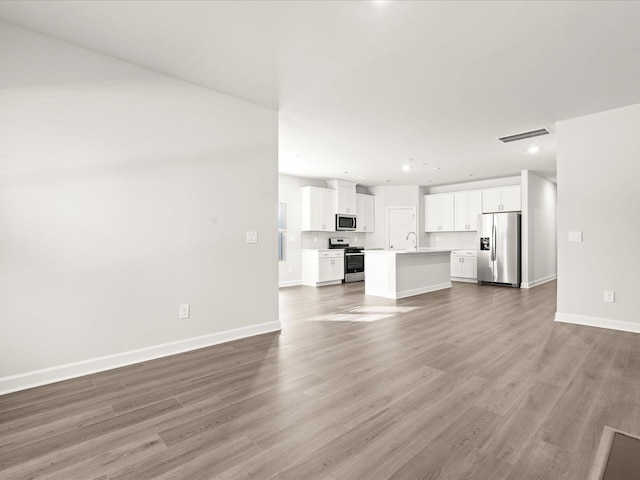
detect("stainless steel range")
(329, 237), (365, 283)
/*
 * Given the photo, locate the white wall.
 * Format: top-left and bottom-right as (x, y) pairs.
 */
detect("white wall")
(427, 176), (521, 194)
(0, 22), (279, 393)
(556, 102), (640, 332)
(521, 170), (557, 287)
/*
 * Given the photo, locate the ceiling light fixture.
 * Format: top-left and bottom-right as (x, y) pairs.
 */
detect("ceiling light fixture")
(528, 145), (540, 154)
(402, 165), (411, 172)
(357, 175), (368, 179)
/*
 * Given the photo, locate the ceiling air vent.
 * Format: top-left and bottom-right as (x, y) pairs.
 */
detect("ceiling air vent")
(498, 128), (550, 143)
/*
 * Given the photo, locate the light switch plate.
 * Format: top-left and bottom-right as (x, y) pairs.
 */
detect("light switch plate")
(246, 231), (258, 244)
(568, 231), (583, 242)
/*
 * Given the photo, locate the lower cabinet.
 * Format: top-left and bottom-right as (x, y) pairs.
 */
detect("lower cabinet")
(302, 250), (344, 286)
(450, 250), (477, 282)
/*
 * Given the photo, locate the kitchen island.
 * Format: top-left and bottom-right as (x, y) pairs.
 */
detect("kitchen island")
(364, 248), (453, 299)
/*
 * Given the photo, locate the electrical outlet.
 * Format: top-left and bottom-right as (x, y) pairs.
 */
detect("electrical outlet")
(568, 231), (583, 242)
(246, 231), (258, 244)
(179, 304), (190, 319)
(603, 291), (615, 303)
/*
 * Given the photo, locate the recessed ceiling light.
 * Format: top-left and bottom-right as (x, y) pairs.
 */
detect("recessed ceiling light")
(528, 146), (540, 154)
(357, 175), (367, 179)
(402, 165), (411, 172)
(432, 167), (440, 170)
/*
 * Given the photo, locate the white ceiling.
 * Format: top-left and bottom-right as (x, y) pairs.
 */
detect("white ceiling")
(2, 1), (640, 187)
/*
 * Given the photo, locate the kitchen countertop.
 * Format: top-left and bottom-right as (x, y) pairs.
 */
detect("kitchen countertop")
(301, 248), (343, 252)
(364, 248), (453, 255)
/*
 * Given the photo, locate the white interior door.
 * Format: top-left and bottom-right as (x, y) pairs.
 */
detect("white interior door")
(388, 207), (417, 250)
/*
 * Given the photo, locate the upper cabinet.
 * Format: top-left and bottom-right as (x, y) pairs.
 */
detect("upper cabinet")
(454, 190), (482, 231)
(327, 180), (357, 215)
(301, 186), (336, 232)
(356, 193), (375, 232)
(482, 186), (521, 213)
(424, 193), (455, 232)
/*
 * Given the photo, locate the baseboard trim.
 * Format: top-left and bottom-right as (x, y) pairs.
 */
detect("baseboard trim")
(451, 277), (477, 284)
(0, 320), (282, 395)
(555, 312), (640, 334)
(395, 282), (452, 300)
(279, 280), (302, 288)
(522, 274), (557, 289)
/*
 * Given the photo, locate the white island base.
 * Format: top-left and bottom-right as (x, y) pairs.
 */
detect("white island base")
(365, 249), (452, 299)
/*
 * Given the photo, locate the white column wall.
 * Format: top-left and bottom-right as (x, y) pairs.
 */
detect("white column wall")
(0, 22), (279, 392)
(556, 102), (640, 332)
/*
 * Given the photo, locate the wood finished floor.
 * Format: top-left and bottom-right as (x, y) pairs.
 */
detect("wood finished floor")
(2, 281), (640, 479)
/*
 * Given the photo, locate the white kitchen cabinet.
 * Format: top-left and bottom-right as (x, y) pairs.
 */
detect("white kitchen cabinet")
(482, 186), (521, 213)
(450, 250), (477, 281)
(356, 193), (375, 232)
(454, 190), (482, 231)
(424, 193), (454, 232)
(301, 186), (336, 232)
(301, 250), (344, 286)
(327, 180), (357, 215)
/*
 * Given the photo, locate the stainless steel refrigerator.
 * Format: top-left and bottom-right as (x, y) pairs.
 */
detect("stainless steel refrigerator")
(477, 212), (521, 287)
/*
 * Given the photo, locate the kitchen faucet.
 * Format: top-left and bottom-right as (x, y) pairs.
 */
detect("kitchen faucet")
(406, 231), (417, 250)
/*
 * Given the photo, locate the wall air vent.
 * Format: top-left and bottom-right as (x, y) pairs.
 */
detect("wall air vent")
(498, 128), (550, 143)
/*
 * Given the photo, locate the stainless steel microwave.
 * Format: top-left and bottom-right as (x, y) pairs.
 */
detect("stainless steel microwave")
(336, 214), (357, 231)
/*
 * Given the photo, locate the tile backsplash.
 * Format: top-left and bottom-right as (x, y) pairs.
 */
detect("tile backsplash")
(301, 232), (368, 249)
(301, 231), (475, 250)
(426, 231), (477, 250)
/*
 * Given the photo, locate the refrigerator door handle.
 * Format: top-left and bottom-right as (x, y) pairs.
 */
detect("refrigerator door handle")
(491, 223), (497, 262)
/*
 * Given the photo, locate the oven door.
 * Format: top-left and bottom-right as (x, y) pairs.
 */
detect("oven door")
(345, 253), (364, 273)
